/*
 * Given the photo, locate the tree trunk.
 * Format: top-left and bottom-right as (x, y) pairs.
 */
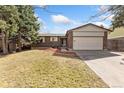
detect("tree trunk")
(5, 32), (9, 54)
(18, 31), (22, 51)
(1, 32), (8, 54)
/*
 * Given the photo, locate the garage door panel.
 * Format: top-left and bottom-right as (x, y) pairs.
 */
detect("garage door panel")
(73, 37), (103, 50)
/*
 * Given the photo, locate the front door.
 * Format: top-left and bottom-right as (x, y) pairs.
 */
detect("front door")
(60, 38), (67, 47)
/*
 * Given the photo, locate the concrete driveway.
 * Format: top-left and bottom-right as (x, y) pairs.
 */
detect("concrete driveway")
(75, 50), (124, 88)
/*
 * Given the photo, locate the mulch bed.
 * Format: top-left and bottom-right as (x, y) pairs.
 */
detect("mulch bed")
(33, 47), (78, 58)
(54, 50), (78, 58)
(32, 47), (58, 52)
(46, 48), (59, 52)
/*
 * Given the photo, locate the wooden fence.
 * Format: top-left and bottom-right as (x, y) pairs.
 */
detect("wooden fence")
(108, 39), (124, 51)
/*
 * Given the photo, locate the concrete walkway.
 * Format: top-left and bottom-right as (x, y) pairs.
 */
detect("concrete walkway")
(75, 51), (124, 88)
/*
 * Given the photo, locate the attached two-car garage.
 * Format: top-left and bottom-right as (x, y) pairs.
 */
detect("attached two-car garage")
(73, 37), (103, 50)
(66, 23), (111, 50)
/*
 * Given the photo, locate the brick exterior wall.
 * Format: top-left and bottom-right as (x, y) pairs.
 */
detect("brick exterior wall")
(103, 32), (108, 49)
(66, 31), (73, 49)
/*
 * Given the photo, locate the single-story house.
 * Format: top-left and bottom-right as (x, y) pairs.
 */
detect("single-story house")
(0, 23), (112, 53)
(36, 33), (67, 47)
(66, 23), (112, 50)
(38, 23), (112, 50)
(108, 27), (124, 51)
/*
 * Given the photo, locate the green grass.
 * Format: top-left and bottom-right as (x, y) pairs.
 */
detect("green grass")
(0, 50), (108, 88)
(108, 27), (124, 39)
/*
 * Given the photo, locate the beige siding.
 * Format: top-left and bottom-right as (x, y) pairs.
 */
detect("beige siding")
(72, 25), (105, 50)
(73, 31), (104, 36)
(73, 37), (103, 50)
(72, 24), (108, 32)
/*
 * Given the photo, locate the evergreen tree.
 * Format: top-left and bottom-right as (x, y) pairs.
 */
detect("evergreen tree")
(0, 6), (19, 54)
(0, 5), (40, 54)
(16, 5), (40, 51)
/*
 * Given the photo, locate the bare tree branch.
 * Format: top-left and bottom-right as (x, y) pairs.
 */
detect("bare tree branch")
(87, 5), (122, 22)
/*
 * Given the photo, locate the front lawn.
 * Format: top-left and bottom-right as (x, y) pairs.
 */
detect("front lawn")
(0, 49), (108, 88)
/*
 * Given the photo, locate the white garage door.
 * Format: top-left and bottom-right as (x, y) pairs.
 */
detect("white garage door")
(73, 37), (103, 50)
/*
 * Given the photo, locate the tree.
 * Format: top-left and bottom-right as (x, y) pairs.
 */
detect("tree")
(0, 5), (40, 54)
(0, 6), (19, 54)
(0, 20), (8, 54)
(110, 5), (124, 29)
(16, 5), (40, 51)
(88, 5), (123, 29)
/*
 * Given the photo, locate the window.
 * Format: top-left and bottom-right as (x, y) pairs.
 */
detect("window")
(40, 37), (45, 43)
(50, 37), (58, 41)
(40, 39), (43, 43)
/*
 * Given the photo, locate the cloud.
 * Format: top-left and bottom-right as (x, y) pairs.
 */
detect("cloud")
(34, 13), (43, 23)
(39, 5), (47, 8)
(50, 21), (82, 34)
(108, 14), (114, 20)
(98, 14), (114, 21)
(37, 14), (83, 34)
(98, 5), (109, 12)
(97, 5), (114, 21)
(34, 13), (38, 18)
(51, 14), (83, 33)
(92, 22), (109, 28)
(51, 14), (72, 24)
(72, 20), (82, 26)
(37, 18), (42, 23)
(36, 17), (47, 33)
(50, 26), (67, 34)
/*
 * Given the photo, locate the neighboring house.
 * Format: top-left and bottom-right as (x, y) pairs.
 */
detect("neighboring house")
(108, 27), (124, 51)
(66, 23), (112, 50)
(37, 33), (67, 47)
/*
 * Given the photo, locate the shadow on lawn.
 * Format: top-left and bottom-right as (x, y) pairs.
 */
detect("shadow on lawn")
(0, 49), (32, 59)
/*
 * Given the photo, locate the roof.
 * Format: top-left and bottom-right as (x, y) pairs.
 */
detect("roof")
(39, 33), (65, 37)
(67, 23), (112, 32)
(108, 27), (124, 39)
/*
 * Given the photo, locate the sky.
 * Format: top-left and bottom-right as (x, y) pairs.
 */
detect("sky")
(34, 5), (113, 34)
